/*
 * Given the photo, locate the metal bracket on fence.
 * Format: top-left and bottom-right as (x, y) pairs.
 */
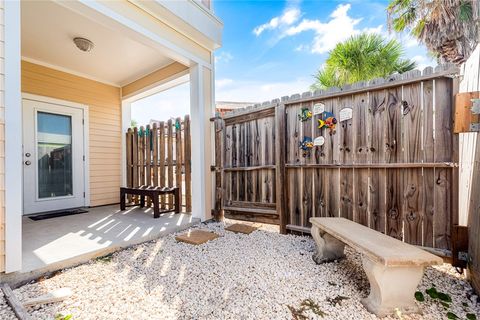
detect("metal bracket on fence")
(211, 165), (222, 172)
(470, 123), (480, 131)
(471, 98), (480, 114)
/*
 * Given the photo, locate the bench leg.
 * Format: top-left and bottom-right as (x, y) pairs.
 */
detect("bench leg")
(174, 188), (180, 213)
(140, 196), (145, 208)
(120, 189), (126, 211)
(311, 225), (345, 264)
(361, 255), (423, 316)
(152, 195), (160, 219)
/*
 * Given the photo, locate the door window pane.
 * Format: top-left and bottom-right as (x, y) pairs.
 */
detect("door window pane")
(37, 112), (73, 198)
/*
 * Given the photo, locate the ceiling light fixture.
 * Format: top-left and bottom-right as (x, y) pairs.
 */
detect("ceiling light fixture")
(73, 37), (94, 52)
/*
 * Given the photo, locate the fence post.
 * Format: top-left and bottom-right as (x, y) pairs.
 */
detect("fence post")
(275, 103), (287, 234)
(167, 119), (174, 209)
(184, 116), (192, 212)
(214, 117), (224, 221)
(175, 117), (183, 211)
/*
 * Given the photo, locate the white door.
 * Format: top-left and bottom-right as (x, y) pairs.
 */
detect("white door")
(22, 98), (85, 214)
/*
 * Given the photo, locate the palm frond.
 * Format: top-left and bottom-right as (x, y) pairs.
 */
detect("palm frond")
(312, 32), (416, 89)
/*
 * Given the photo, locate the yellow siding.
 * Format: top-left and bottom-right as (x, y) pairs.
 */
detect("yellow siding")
(21, 61), (122, 207)
(0, 0), (5, 272)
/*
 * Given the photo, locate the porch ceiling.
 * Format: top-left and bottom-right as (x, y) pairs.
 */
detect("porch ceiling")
(21, 0), (174, 86)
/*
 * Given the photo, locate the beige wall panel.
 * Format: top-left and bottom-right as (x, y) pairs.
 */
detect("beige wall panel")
(21, 61), (122, 207)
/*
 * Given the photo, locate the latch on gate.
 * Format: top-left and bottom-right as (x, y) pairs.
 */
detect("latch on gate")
(454, 92), (480, 133)
(472, 98), (480, 114)
(470, 123), (480, 131)
(470, 98), (480, 131)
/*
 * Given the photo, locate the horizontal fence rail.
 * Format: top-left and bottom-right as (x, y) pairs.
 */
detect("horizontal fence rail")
(126, 116), (191, 212)
(215, 65), (460, 250)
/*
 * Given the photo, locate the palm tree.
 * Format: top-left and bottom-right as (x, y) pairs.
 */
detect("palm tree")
(387, 0), (479, 64)
(312, 33), (416, 90)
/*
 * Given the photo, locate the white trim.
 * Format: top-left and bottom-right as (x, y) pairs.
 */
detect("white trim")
(21, 57), (121, 88)
(189, 64), (206, 220)
(122, 72), (190, 102)
(189, 64), (214, 221)
(4, 0), (23, 273)
(22, 93), (90, 208)
(188, 0), (222, 26)
(83, 105), (90, 207)
(121, 101), (131, 187)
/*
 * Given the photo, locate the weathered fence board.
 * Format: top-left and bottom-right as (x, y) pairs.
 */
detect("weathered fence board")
(125, 116), (191, 212)
(216, 67), (457, 250)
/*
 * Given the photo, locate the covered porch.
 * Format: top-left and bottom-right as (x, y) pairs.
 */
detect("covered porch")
(1, 0), (222, 275)
(3, 205), (198, 285)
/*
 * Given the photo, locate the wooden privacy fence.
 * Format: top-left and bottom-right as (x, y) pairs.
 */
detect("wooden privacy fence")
(126, 116), (192, 212)
(215, 66), (459, 250)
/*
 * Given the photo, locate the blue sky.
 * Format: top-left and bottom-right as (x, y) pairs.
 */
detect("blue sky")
(132, 0), (435, 125)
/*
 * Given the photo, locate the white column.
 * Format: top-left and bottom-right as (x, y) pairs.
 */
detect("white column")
(4, 0), (23, 272)
(121, 101), (132, 187)
(189, 64), (213, 221)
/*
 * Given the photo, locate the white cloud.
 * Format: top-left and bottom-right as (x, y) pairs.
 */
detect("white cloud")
(294, 44), (309, 52)
(216, 78), (312, 102)
(215, 78), (234, 88)
(132, 83), (190, 126)
(284, 4), (384, 54)
(131, 78), (313, 124)
(215, 51), (233, 64)
(405, 37), (419, 48)
(253, 8), (301, 36)
(410, 55), (436, 70)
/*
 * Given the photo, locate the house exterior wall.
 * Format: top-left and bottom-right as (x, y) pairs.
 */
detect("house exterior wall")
(0, 0), (5, 272)
(21, 61), (122, 207)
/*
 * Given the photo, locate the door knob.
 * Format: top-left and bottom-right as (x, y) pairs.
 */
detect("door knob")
(24, 160), (31, 166)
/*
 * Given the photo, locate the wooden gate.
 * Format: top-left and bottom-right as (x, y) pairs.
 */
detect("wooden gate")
(219, 108), (280, 225)
(125, 116), (192, 212)
(216, 66), (459, 250)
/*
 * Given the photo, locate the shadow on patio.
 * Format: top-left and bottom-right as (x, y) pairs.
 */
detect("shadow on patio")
(2, 205), (199, 286)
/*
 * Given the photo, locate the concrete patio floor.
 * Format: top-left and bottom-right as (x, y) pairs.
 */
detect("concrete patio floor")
(1, 205), (199, 286)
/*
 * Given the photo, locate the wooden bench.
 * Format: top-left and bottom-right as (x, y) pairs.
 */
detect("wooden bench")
(310, 217), (443, 316)
(120, 186), (180, 218)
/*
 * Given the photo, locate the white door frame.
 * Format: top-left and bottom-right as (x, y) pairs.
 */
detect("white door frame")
(5, 0), (23, 273)
(22, 93), (90, 210)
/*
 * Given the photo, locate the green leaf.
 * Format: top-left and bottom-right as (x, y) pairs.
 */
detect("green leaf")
(311, 32), (415, 89)
(437, 292), (452, 303)
(446, 312), (459, 319)
(466, 313), (477, 320)
(426, 287), (438, 299)
(463, 302), (469, 307)
(459, 1), (473, 21)
(440, 301), (450, 309)
(414, 291), (425, 302)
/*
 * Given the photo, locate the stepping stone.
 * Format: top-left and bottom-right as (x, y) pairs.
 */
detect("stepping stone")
(225, 223), (257, 234)
(175, 229), (219, 245)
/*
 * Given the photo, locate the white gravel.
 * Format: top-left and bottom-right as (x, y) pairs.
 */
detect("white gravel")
(1, 221), (479, 320)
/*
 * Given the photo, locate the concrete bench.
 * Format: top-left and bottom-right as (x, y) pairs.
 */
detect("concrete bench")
(310, 217), (443, 316)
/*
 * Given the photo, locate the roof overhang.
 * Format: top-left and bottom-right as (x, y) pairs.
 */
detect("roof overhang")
(130, 0), (223, 51)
